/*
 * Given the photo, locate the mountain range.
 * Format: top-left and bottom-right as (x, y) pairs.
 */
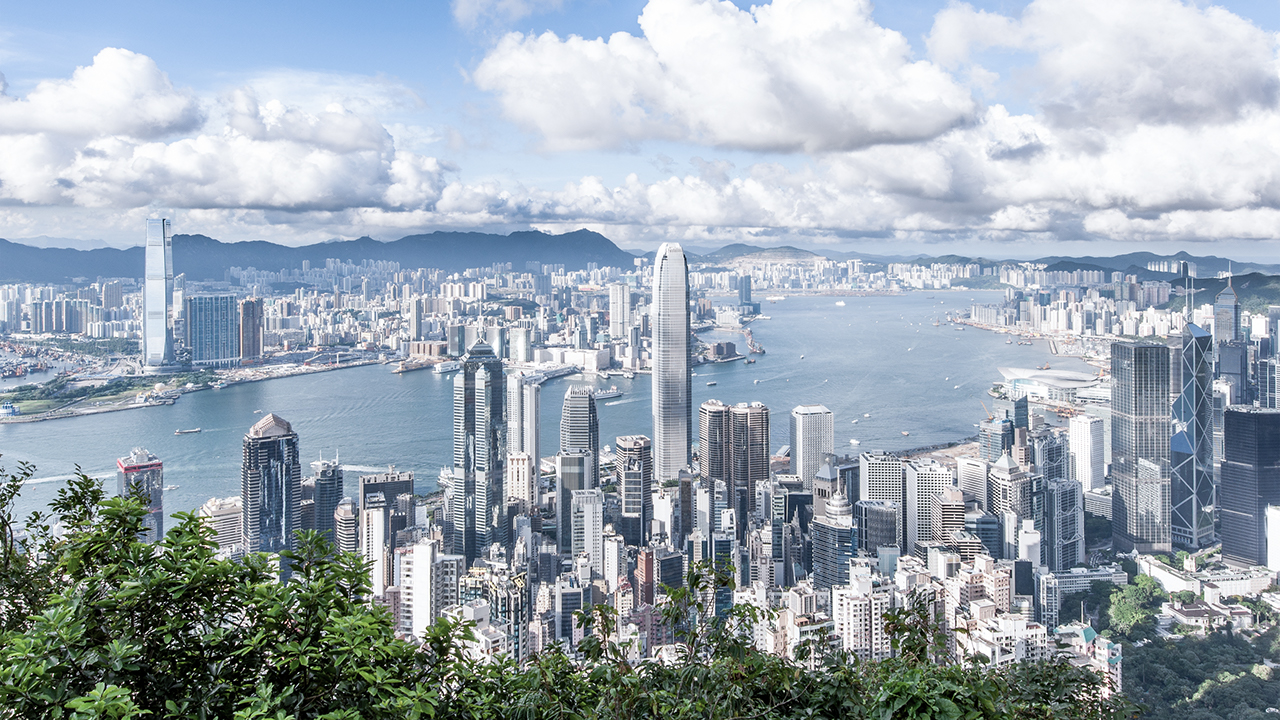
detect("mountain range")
(3, 231), (1279, 287)
(0, 230), (637, 283)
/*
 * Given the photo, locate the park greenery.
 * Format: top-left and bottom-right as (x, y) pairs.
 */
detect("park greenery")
(0, 459), (1137, 720)
(1125, 628), (1280, 719)
(0, 369), (218, 412)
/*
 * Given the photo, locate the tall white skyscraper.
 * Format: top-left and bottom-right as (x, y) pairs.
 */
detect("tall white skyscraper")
(506, 372), (540, 465)
(790, 404), (834, 490)
(859, 451), (905, 548)
(905, 458), (954, 553)
(1069, 415), (1105, 491)
(652, 243), (691, 483)
(571, 488), (605, 576)
(609, 282), (631, 339)
(143, 218), (174, 366)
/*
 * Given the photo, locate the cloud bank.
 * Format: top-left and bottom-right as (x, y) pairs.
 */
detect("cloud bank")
(3, 0), (1280, 250)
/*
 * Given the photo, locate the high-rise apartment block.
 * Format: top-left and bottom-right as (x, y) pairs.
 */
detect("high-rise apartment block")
(239, 298), (264, 362)
(609, 282), (630, 339)
(184, 294), (240, 367)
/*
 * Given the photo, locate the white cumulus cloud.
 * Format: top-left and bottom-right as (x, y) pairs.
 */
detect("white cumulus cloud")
(474, 0), (977, 152)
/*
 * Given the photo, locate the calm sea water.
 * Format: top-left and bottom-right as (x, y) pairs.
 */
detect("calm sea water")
(2, 291), (1084, 523)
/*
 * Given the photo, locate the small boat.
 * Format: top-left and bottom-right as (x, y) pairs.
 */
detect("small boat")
(753, 379), (760, 384)
(849, 439), (861, 446)
(622, 372), (636, 379)
(594, 386), (623, 400)
(706, 381), (717, 386)
(901, 431), (910, 436)
(163, 484), (179, 491)
(864, 413), (871, 418)
(254, 409), (263, 413)
(799, 354), (805, 359)
(851, 419), (858, 424)
(954, 385), (961, 389)
(835, 301), (846, 307)
(1006, 339), (1013, 344)
(175, 428), (202, 435)
(744, 358), (755, 364)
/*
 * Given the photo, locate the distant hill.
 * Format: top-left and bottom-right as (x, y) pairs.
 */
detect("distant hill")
(0, 229), (635, 283)
(1166, 273), (1280, 313)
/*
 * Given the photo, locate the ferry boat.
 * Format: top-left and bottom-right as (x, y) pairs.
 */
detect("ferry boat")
(594, 386), (623, 400)
(849, 439), (860, 446)
(835, 301), (846, 306)
(434, 360), (463, 374)
(174, 428), (202, 435)
(706, 381), (717, 386)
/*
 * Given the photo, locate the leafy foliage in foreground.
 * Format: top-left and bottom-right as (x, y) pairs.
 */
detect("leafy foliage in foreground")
(0, 462), (1135, 719)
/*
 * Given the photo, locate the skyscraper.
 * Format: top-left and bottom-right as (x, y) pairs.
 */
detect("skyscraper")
(506, 372), (541, 465)
(560, 387), (600, 488)
(571, 488), (605, 574)
(855, 499), (901, 555)
(449, 342), (506, 563)
(699, 399), (731, 485)
(1068, 415), (1105, 492)
(904, 458), (954, 554)
(184, 294), (240, 367)
(652, 242), (691, 483)
(143, 218), (174, 366)
(1171, 322), (1215, 549)
(1044, 478), (1085, 572)
(556, 450), (593, 555)
(609, 282), (630, 339)
(241, 413), (302, 555)
(117, 447), (163, 543)
(240, 298), (264, 363)
(811, 483), (855, 589)
(979, 418), (1015, 463)
(333, 498), (358, 555)
(1111, 341), (1172, 553)
(1219, 407), (1280, 567)
(309, 458), (344, 543)
(1214, 278), (1240, 344)
(729, 401), (770, 514)
(615, 435), (653, 546)
(790, 404), (834, 490)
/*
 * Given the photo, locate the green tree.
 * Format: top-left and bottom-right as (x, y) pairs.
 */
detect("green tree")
(0, 464), (1135, 720)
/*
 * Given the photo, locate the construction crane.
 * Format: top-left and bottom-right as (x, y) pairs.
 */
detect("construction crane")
(979, 399), (994, 421)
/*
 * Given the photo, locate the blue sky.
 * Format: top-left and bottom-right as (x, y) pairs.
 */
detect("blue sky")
(3, 0), (1280, 259)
